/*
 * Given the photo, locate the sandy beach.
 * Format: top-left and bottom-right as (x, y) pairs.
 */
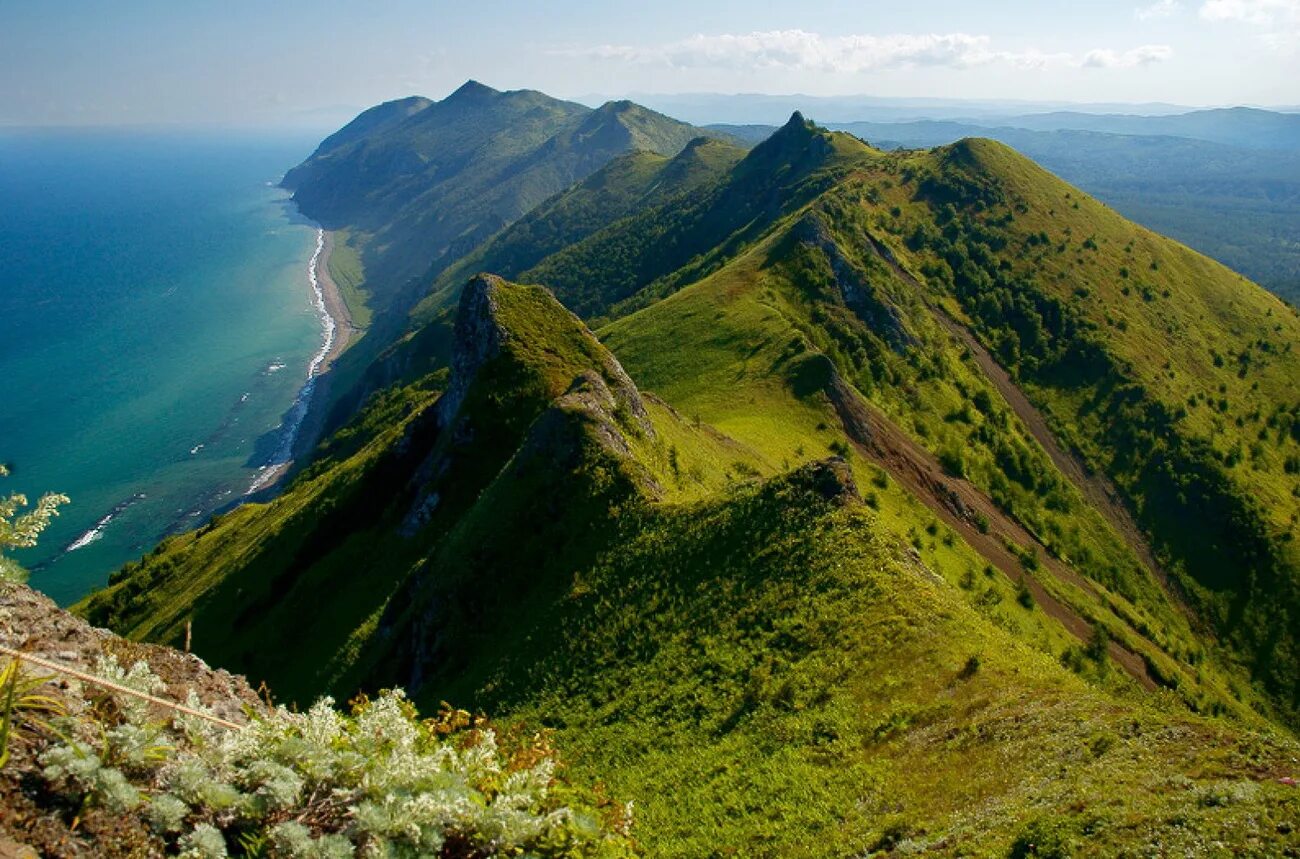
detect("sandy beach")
(246, 227), (359, 493)
(316, 229), (358, 371)
(289, 228), (360, 459)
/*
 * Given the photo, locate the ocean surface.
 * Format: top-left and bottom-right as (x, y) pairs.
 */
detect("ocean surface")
(0, 128), (328, 605)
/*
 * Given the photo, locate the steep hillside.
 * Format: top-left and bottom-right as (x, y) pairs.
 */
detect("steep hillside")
(424, 136), (747, 317)
(304, 95), (433, 157)
(79, 277), (1300, 856)
(283, 82), (710, 307)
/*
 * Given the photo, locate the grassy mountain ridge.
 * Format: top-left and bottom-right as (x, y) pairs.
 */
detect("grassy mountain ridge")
(82, 275), (1300, 855)
(79, 101), (1300, 853)
(77, 275), (766, 702)
(830, 120), (1300, 305)
(283, 82), (713, 306)
(506, 112), (875, 320)
(422, 135), (747, 319)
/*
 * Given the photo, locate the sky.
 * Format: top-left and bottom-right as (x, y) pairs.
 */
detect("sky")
(2, 0), (1297, 127)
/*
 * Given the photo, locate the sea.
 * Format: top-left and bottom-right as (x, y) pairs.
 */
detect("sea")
(0, 128), (330, 605)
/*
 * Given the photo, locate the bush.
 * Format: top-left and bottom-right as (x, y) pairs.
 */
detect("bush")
(1008, 816), (1077, 858)
(1016, 578), (1035, 609)
(36, 656), (634, 858)
(939, 448), (967, 478)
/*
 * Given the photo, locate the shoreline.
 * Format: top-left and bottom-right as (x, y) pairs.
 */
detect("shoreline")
(316, 229), (358, 372)
(288, 229), (361, 464)
(246, 226), (356, 494)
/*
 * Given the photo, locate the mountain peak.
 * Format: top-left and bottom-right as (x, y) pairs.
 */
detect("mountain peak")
(596, 99), (637, 114)
(446, 79), (499, 102)
(733, 109), (835, 177)
(768, 110), (819, 145)
(437, 274), (506, 427)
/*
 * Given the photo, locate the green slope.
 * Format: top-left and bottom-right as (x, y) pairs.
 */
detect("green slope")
(77, 276), (765, 702)
(305, 94), (433, 157)
(421, 136), (747, 321)
(513, 112), (875, 320)
(78, 107), (1300, 855)
(86, 274), (1300, 856)
(284, 83), (712, 306)
(552, 123), (1300, 725)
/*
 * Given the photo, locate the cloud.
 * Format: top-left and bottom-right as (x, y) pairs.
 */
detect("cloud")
(562, 30), (1171, 73)
(1135, 0), (1182, 19)
(1200, 0), (1300, 51)
(1082, 44), (1176, 67)
(1200, 0), (1299, 23)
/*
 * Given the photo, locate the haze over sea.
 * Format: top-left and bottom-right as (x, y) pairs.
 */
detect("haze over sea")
(0, 129), (326, 605)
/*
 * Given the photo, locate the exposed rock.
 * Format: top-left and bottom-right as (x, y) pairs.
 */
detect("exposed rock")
(0, 584), (264, 856)
(794, 213), (916, 353)
(788, 457), (861, 506)
(435, 273), (507, 429)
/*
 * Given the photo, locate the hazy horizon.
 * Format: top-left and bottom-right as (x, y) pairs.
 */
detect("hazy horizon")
(4, 0), (1297, 128)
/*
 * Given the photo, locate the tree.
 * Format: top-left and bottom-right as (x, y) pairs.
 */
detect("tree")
(0, 464), (69, 584)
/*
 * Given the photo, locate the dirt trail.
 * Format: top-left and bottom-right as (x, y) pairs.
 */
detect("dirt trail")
(826, 375), (1157, 690)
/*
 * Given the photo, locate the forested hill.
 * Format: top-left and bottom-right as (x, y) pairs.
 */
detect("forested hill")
(282, 81), (714, 306)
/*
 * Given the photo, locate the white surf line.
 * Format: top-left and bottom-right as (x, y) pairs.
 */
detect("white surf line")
(247, 227), (336, 494)
(64, 493), (147, 554)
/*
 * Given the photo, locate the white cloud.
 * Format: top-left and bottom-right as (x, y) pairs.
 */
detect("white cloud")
(562, 30), (1171, 73)
(1082, 44), (1177, 67)
(1200, 0), (1300, 52)
(1135, 0), (1182, 19)
(1200, 0), (1299, 23)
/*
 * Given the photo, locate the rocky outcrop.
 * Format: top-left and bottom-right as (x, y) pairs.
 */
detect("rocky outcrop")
(435, 274), (508, 429)
(787, 457), (861, 506)
(0, 584), (263, 856)
(794, 213), (916, 353)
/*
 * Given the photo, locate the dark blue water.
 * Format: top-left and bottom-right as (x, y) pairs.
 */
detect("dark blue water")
(0, 129), (325, 604)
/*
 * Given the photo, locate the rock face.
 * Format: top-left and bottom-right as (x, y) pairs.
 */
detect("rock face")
(435, 274), (508, 429)
(0, 583), (263, 856)
(794, 212), (915, 353)
(0, 584), (260, 723)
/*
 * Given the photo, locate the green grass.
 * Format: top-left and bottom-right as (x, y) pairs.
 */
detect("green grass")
(326, 228), (372, 330)
(423, 463), (1300, 857)
(81, 114), (1300, 856)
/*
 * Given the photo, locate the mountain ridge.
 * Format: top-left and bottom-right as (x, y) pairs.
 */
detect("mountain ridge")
(70, 90), (1300, 855)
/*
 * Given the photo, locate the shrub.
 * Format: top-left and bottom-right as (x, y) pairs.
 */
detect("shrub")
(35, 656), (634, 858)
(1016, 577), (1035, 609)
(0, 463), (69, 584)
(939, 448), (966, 478)
(1009, 816), (1077, 858)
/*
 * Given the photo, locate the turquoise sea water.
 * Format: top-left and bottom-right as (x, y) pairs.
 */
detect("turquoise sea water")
(0, 129), (326, 604)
